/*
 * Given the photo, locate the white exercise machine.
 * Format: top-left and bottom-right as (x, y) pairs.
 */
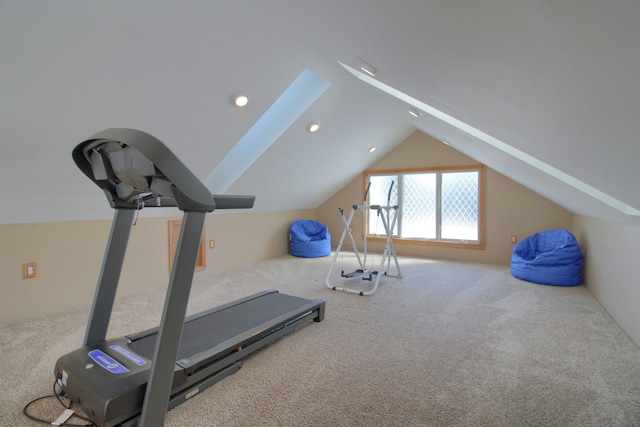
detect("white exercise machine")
(325, 182), (402, 295)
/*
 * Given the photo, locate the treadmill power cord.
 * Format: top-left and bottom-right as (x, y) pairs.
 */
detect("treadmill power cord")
(22, 376), (95, 426)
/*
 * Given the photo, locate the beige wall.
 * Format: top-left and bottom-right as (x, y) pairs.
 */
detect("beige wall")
(204, 210), (316, 273)
(2, 129), (638, 350)
(317, 131), (573, 264)
(0, 209), (315, 323)
(1, 220), (110, 323)
(572, 215), (640, 347)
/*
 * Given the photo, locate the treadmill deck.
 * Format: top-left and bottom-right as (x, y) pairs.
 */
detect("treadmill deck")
(128, 291), (317, 362)
(54, 290), (325, 427)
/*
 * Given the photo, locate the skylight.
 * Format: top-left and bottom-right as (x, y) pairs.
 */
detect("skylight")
(204, 69), (331, 194)
(339, 62), (640, 217)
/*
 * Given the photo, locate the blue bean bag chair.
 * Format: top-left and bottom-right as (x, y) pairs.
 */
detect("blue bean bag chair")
(289, 220), (331, 258)
(511, 228), (584, 287)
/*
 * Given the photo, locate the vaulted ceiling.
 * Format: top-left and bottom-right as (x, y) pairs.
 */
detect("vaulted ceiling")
(2, 1), (640, 225)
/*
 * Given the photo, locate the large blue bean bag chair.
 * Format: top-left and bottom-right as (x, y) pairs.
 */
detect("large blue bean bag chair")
(511, 228), (584, 287)
(289, 220), (331, 258)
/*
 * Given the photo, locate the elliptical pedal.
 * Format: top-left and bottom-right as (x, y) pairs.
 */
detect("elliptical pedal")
(362, 271), (378, 281)
(341, 269), (365, 278)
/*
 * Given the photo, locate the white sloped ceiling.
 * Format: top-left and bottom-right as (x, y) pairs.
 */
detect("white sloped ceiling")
(1, 1), (639, 225)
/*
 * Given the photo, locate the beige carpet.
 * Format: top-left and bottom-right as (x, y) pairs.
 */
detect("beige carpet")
(2, 254), (640, 426)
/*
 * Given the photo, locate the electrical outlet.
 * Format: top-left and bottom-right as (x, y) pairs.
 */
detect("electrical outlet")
(510, 235), (518, 244)
(23, 262), (37, 279)
(209, 239), (215, 249)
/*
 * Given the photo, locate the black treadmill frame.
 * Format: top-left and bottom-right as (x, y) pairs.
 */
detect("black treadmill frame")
(56, 129), (324, 427)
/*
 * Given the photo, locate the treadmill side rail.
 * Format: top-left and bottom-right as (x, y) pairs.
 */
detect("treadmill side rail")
(120, 361), (242, 427)
(176, 298), (326, 373)
(314, 299), (326, 322)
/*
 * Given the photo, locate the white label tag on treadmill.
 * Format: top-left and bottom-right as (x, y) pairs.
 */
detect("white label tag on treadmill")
(88, 349), (129, 374)
(110, 345), (147, 366)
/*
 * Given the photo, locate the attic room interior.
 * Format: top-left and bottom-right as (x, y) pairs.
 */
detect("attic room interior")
(2, 2), (639, 426)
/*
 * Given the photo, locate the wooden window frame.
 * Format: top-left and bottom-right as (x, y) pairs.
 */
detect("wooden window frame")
(364, 164), (486, 250)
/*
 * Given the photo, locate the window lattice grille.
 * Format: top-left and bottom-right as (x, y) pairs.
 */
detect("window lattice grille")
(403, 174), (436, 239)
(441, 172), (478, 240)
(366, 168), (481, 244)
(368, 175), (398, 235)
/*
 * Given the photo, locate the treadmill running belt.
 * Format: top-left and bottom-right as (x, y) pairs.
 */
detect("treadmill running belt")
(128, 292), (311, 362)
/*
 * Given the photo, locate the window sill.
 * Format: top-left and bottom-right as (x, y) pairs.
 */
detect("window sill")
(367, 236), (485, 250)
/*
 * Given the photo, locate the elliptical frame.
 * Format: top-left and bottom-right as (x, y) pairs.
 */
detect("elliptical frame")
(325, 182), (402, 296)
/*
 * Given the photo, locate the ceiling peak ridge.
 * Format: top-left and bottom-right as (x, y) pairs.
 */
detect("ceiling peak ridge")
(338, 61), (640, 217)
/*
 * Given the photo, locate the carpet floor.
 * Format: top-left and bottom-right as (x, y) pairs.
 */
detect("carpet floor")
(2, 254), (639, 426)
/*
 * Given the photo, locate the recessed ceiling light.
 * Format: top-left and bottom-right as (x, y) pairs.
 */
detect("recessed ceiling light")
(306, 121), (320, 132)
(207, 70), (331, 193)
(359, 62), (377, 77)
(230, 91), (250, 107)
(408, 107), (423, 118)
(369, 146), (377, 153)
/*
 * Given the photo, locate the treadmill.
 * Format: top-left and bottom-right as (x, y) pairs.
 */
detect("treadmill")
(54, 129), (325, 427)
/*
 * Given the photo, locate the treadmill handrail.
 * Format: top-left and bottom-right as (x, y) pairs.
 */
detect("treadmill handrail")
(212, 194), (255, 210)
(120, 194), (255, 211)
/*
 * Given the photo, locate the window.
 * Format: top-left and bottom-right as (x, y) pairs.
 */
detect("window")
(365, 165), (485, 249)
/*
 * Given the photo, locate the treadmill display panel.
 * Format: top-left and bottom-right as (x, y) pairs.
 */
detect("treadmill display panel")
(88, 349), (129, 374)
(110, 345), (147, 366)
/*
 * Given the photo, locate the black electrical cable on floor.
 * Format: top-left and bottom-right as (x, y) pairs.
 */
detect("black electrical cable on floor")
(22, 378), (95, 426)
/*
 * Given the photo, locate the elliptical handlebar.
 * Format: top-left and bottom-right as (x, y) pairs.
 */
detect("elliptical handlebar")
(363, 181), (372, 204)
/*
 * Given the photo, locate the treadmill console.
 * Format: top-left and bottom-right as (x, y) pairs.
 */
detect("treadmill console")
(72, 128), (255, 212)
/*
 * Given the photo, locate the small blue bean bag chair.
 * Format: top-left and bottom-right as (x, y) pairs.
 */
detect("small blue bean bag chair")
(511, 228), (584, 287)
(289, 220), (331, 258)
